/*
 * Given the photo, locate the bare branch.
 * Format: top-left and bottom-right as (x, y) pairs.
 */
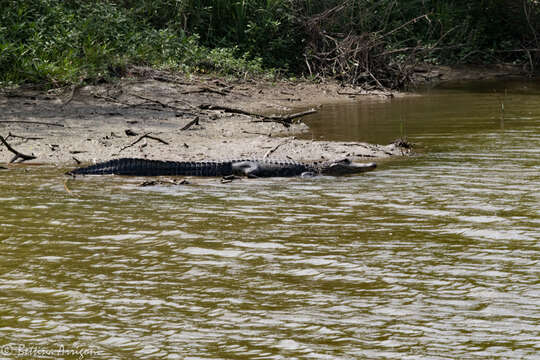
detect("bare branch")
(0, 135), (37, 163)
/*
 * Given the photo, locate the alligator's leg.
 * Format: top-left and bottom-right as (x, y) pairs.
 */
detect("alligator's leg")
(231, 161), (260, 178)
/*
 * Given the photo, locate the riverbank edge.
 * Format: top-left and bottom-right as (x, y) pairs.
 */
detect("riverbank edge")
(0, 64), (526, 169)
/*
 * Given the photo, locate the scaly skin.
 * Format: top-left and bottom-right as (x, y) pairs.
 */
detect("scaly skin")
(66, 158), (376, 177)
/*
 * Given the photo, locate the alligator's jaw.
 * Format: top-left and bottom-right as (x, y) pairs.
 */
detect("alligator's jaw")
(321, 161), (377, 176)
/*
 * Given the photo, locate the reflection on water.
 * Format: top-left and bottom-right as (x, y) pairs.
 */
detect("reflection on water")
(0, 80), (539, 359)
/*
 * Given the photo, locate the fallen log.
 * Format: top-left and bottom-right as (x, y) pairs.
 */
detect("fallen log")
(199, 104), (317, 127)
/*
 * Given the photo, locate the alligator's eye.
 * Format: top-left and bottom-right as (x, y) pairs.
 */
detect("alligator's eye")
(336, 158), (351, 165)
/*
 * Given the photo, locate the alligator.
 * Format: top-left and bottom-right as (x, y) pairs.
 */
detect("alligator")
(67, 158), (377, 178)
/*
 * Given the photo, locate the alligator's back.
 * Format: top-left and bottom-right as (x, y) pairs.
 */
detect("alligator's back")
(67, 158), (233, 177)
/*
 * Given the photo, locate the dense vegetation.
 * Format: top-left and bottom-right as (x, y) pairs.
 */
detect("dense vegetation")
(1, 0), (539, 88)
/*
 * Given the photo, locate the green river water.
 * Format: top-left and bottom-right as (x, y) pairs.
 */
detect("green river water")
(0, 80), (539, 359)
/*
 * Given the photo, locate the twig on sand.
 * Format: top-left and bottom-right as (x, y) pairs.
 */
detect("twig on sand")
(0, 120), (64, 127)
(129, 93), (196, 113)
(263, 139), (291, 159)
(181, 87), (229, 96)
(242, 130), (272, 137)
(130, 93), (180, 110)
(92, 93), (129, 105)
(118, 133), (169, 153)
(94, 92), (193, 113)
(0, 135), (37, 163)
(198, 103), (257, 116)
(5, 132), (43, 141)
(180, 117), (200, 131)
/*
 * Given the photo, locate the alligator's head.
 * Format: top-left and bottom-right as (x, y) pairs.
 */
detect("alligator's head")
(320, 158), (377, 176)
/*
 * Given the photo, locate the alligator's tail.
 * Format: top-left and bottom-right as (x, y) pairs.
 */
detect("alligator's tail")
(66, 158), (233, 177)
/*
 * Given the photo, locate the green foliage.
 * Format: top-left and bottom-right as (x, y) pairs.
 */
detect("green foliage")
(0, 0), (538, 87)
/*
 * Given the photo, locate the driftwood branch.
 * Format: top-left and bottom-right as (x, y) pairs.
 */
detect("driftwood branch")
(0, 135), (37, 163)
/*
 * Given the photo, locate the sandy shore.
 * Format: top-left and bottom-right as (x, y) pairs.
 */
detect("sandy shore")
(1, 64), (524, 169)
(0, 72), (412, 170)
